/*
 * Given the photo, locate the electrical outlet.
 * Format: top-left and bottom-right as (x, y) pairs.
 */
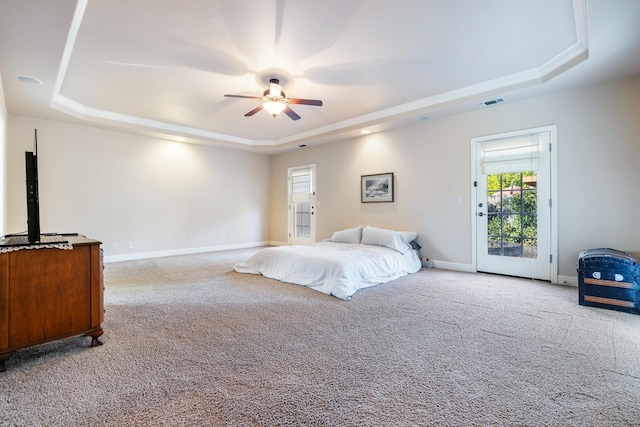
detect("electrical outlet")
(112, 243), (118, 250)
(421, 258), (434, 268)
(128, 242), (134, 249)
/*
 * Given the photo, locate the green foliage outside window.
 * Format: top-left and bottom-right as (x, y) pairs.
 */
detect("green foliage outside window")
(487, 172), (537, 246)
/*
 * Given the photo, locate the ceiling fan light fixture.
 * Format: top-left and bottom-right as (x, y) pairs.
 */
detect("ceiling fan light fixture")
(263, 100), (286, 117)
(224, 77), (321, 121)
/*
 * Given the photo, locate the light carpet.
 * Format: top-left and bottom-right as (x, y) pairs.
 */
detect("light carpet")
(1, 247), (640, 426)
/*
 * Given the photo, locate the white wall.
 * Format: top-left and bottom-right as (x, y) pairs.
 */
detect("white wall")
(5, 75), (638, 276)
(270, 75), (640, 279)
(7, 115), (271, 260)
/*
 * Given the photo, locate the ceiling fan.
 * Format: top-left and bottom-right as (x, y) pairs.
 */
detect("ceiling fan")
(224, 78), (322, 120)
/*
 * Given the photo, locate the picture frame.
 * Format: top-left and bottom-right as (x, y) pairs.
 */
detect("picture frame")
(361, 172), (394, 203)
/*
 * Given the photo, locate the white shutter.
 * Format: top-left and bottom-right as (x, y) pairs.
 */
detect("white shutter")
(481, 134), (540, 174)
(290, 167), (312, 203)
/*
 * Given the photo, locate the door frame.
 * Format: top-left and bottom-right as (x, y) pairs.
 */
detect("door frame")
(470, 125), (558, 283)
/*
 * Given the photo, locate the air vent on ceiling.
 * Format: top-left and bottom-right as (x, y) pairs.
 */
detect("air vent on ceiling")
(477, 97), (505, 107)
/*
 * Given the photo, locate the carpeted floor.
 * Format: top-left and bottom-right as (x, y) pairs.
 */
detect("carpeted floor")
(1, 247), (640, 426)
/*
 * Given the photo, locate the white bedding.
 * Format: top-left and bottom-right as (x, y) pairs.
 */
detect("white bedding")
(233, 241), (421, 300)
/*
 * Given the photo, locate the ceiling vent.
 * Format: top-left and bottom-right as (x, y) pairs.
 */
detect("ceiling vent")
(477, 98), (504, 107)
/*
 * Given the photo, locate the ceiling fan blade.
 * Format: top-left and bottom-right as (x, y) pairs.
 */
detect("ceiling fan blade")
(244, 105), (264, 117)
(225, 94), (262, 100)
(288, 98), (323, 106)
(283, 106), (301, 121)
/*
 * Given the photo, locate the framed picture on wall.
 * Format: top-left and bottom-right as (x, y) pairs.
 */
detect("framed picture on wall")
(361, 172), (394, 203)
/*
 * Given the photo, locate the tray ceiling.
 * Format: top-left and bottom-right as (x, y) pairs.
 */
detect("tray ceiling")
(2, 0), (639, 152)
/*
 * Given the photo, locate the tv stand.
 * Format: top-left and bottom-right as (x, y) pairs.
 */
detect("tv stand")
(0, 235), (103, 372)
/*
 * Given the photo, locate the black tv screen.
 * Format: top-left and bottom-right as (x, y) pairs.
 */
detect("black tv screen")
(25, 138), (41, 244)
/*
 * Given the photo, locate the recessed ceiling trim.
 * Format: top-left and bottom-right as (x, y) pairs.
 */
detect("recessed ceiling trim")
(50, 93), (254, 146)
(273, 68), (545, 147)
(272, 0), (589, 148)
(539, 0), (589, 82)
(51, 0), (589, 149)
(50, 0), (253, 147)
(52, 0), (88, 97)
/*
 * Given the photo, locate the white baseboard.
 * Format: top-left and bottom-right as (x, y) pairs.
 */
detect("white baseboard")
(428, 261), (577, 287)
(103, 241), (270, 263)
(431, 260), (475, 273)
(105, 245), (578, 290)
(557, 275), (579, 287)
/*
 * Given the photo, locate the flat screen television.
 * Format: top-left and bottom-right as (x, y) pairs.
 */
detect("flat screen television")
(25, 141), (40, 244)
(0, 130), (71, 247)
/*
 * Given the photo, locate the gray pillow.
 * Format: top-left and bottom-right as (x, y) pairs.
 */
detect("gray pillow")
(361, 226), (412, 253)
(328, 226), (363, 244)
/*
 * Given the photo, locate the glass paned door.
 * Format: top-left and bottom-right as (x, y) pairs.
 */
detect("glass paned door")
(486, 171), (538, 259)
(475, 130), (552, 281)
(288, 165), (316, 244)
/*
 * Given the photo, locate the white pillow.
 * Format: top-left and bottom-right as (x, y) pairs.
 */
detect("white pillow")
(328, 226), (363, 244)
(361, 226), (412, 253)
(398, 231), (418, 243)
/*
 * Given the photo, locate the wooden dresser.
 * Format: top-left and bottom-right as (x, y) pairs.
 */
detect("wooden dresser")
(0, 235), (104, 371)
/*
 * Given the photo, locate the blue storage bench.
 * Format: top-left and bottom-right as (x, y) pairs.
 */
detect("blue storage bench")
(578, 248), (640, 314)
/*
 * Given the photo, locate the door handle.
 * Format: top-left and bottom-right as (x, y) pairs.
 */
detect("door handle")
(477, 212), (484, 217)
